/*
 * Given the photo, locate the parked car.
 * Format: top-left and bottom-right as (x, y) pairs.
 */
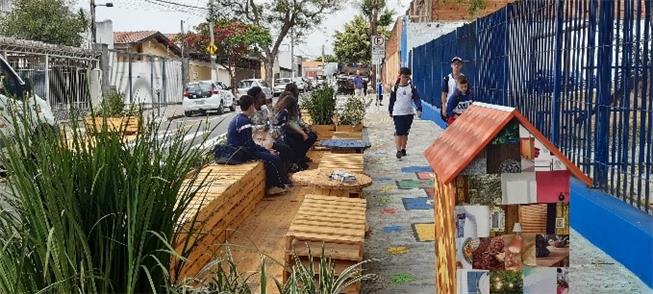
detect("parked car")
(0, 54), (56, 142)
(293, 77), (310, 92)
(237, 79), (272, 98)
(182, 80), (235, 116)
(274, 78), (292, 96)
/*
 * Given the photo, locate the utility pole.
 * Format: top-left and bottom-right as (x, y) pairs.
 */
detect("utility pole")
(291, 28), (295, 78)
(90, 0), (96, 44)
(208, 0), (217, 81)
(369, 0), (380, 94)
(180, 20), (185, 59)
(321, 44), (325, 78)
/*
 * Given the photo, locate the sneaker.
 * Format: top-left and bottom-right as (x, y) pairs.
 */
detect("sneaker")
(401, 149), (407, 156)
(267, 186), (287, 196)
(396, 150), (402, 159)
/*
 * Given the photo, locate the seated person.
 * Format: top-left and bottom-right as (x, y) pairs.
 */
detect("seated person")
(274, 92), (317, 171)
(248, 86), (293, 176)
(227, 95), (290, 195)
(445, 75), (474, 125)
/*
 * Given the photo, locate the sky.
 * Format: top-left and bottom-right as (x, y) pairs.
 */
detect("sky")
(86, 0), (412, 58)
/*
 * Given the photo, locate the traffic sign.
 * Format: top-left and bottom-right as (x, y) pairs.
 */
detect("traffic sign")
(372, 35), (385, 48)
(372, 55), (383, 65)
(207, 43), (218, 55)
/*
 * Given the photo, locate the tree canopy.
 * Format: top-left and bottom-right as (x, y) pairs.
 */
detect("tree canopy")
(212, 0), (340, 82)
(0, 0), (88, 47)
(333, 15), (389, 65)
(183, 19), (271, 86)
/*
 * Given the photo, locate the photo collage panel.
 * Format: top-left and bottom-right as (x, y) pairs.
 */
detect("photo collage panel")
(454, 119), (572, 293)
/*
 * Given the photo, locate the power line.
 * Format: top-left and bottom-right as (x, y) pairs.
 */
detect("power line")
(148, 0), (207, 10)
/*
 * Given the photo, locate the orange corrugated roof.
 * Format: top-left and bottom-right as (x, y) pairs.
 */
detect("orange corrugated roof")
(423, 102), (592, 186)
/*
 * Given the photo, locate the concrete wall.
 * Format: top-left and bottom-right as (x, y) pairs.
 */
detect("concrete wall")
(96, 20), (114, 49)
(406, 22), (465, 54)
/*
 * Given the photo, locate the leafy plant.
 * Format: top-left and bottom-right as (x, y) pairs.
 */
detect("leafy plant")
(338, 95), (370, 126)
(0, 101), (216, 293)
(302, 85), (336, 125)
(174, 245), (376, 294)
(0, 0), (89, 47)
(99, 91), (126, 117)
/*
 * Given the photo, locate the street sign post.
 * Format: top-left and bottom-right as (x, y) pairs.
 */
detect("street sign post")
(371, 35), (385, 66)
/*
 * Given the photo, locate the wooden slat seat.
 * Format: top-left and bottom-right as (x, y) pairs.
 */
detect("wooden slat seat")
(173, 162), (265, 278)
(285, 194), (367, 293)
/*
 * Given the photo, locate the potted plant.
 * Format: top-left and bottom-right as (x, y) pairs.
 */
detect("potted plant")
(302, 84), (336, 139)
(85, 91), (140, 135)
(336, 95), (368, 132)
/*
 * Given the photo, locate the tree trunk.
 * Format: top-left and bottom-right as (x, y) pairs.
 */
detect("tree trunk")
(264, 53), (275, 86)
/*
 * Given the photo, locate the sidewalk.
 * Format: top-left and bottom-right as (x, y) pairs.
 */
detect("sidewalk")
(360, 105), (650, 293)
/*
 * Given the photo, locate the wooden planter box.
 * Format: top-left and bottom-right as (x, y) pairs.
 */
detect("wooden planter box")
(311, 124), (335, 140)
(84, 116), (140, 135)
(336, 124), (364, 132)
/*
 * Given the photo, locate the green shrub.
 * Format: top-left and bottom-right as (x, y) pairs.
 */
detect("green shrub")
(302, 85), (336, 125)
(337, 95), (370, 126)
(0, 102), (215, 293)
(99, 91), (126, 117)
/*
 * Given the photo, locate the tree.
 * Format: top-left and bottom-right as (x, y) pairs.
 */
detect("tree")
(184, 20), (271, 89)
(316, 54), (338, 63)
(333, 15), (389, 65)
(358, 0), (394, 91)
(212, 0), (340, 84)
(0, 0), (88, 47)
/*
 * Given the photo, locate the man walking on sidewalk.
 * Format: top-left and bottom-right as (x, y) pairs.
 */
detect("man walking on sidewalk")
(440, 56), (464, 121)
(389, 67), (422, 159)
(353, 70), (364, 97)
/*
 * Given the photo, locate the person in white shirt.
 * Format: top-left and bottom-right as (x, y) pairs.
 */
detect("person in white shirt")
(440, 56), (464, 120)
(388, 67), (422, 159)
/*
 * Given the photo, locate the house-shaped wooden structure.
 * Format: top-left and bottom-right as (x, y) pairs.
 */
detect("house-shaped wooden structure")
(423, 102), (592, 294)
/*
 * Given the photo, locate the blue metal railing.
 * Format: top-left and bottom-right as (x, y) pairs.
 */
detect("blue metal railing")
(412, 0), (653, 213)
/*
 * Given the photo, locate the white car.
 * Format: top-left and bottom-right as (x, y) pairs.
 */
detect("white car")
(293, 77), (310, 92)
(237, 79), (272, 98)
(274, 78), (292, 96)
(0, 54), (56, 144)
(182, 80), (235, 116)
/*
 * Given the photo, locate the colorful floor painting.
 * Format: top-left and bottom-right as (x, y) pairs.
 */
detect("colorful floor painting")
(412, 223), (436, 242)
(362, 107), (439, 293)
(417, 172), (436, 180)
(402, 197), (433, 210)
(400, 166), (433, 173)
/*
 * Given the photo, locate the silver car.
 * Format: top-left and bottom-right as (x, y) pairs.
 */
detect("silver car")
(237, 79), (272, 98)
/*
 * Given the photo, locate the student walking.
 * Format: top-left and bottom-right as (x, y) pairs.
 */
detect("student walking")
(353, 70), (364, 97)
(389, 67), (422, 159)
(445, 75), (474, 125)
(376, 80), (384, 106)
(441, 56), (464, 121)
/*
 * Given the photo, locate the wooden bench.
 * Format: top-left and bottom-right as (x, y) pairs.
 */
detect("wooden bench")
(285, 194), (367, 293)
(173, 162), (265, 278)
(84, 116), (140, 135)
(318, 153), (365, 174)
(332, 131), (363, 140)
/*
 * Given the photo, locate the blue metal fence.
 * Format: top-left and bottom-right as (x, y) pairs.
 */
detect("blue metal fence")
(412, 0), (653, 213)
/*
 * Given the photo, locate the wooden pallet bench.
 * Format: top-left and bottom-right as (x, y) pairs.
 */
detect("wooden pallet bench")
(84, 116), (140, 135)
(332, 131), (362, 140)
(318, 152), (365, 174)
(173, 162), (265, 278)
(285, 194), (367, 293)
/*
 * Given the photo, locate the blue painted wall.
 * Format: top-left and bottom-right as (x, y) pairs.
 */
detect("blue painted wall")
(571, 179), (653, 289)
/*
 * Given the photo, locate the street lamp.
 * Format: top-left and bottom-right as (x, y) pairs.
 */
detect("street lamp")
(91, 0), (114, 44)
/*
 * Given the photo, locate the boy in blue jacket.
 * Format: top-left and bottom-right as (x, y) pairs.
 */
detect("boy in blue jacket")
(445, 75), (474, 125)
(227, 95), (290, 195)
